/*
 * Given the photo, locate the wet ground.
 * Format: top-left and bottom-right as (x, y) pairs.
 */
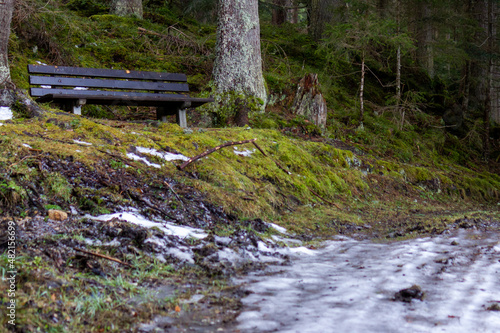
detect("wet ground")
(232, 227), (500, 333)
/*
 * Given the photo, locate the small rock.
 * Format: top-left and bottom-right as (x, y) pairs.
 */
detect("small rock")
(487, 303), (500, 311)
(451, 240), (459, 246)
(394, 285), (425, 303)
(48, 210), (68, 221)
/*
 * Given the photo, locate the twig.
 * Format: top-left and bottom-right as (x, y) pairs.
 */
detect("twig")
(252, 141), (291, 175)
(74, 247), (133, 267)
(179, 139), (258, 170)
(309, 189), (341, 209)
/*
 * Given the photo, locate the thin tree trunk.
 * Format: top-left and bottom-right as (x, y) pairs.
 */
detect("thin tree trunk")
(0, 0), (14, 87)
(213, 0), (267, 110)
(484, 0), (493, 159)
(461, 59), (471, 118)
(360, 55), (365, 122)
(395, 0), (401, 117)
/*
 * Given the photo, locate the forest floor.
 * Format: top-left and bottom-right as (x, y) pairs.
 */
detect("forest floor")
(0, 111), (499, 332)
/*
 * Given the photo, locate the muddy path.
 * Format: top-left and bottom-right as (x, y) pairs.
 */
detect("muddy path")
(231, 222), (500, 333)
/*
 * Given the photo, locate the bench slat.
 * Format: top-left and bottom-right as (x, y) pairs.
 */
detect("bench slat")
(31, 88), (214, 107)
(30, 76), (190, 92)
(31, 88), (187, 99)
(28, 65), (188, 82)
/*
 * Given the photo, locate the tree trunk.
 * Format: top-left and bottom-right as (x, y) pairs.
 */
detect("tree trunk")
(395, 0), (401, 116)
(0, 0), (14, 89)
(213, 0), (267, 110)
(291, 73), (327, 130)
(409, 1), (434, 78)
(272, 0), (287, 26)
(309, 0), (338, 41)
(287, 0), (298, 24)
(360, 55), (365, 122)
(110, 0), (143, 19)
(484, 0), (493, 158)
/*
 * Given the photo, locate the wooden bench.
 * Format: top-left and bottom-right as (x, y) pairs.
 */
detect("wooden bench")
(28, 65), (214, 127)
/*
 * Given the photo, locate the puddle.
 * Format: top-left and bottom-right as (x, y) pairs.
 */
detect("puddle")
(234, 229), (500, 332)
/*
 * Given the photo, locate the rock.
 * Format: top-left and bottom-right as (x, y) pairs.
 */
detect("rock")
(291, 73), (327, 130)
(394, 285), (425, 303)
(487, 303), (500, 311)
(48, 209), (68, 221)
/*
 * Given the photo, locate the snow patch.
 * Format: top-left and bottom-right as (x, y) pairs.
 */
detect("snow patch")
(0, 107), (13, 120)
(265, 222), (288, 234)
(126, 153), (161, 168)
(233, 147), (255, 157)
(87, 211), (207, 240)
(136, 146), (189, 162)
(73, 140), (92, 146)
(22, 143), (32, 149)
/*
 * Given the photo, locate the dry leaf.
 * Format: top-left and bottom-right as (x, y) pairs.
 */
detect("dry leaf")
(175, 305), (181, 312)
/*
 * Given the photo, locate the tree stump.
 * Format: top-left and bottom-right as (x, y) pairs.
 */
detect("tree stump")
(291, 73), (327, 130)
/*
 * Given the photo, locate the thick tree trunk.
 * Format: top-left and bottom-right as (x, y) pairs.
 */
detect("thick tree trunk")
(291, 73), (327, 130)
(287, 0), (298, 24)
(272, 0), (287, 26)
(309, 0), (333, 41)
(213, 0), (267, 110)
(110, 0), (143, 19)
(0, 0), (14, 88)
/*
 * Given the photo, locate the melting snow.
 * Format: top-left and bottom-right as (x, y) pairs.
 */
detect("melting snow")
(23, 143), (32, 149)
(265, 222), (288, 234)
(136, 146), (190, 161)
(126, 152), (161, 168)
(73, 140), (92, 146)
(233, 147), (255, 157)
(0, 106), (13, 120)
(236, 229), (500, 333)
(87, 210), (208, 240)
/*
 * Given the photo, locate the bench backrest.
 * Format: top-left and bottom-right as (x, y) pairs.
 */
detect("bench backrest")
(28, 65), (190, 98)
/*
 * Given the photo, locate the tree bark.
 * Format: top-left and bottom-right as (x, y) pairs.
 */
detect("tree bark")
(213, 0), (267, 110)
(360, 55), (365, 122)
(110, 0), (143, 19)
(0, 0), (14, 88)
(287, 0), (298, 24)
(272, 0), (287, 26)
(309, 0), (335, 41)
(484, 0), (493, 158)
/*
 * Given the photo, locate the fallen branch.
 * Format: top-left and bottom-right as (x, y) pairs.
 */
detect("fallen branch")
(309, 189), (341, 210)
(73, 247), (133, 267)
(179, 139), (257, 170)
(252, 141), (291, 175)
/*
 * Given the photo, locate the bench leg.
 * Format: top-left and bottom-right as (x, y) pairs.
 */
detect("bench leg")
(63, 99), (86, 115)
(177, 109), (187, 128)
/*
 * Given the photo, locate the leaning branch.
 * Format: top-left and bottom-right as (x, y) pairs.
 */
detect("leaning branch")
(252, 141), (291, 175)
(178, 139), (257, 170)
(74, 247), (133, 267)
